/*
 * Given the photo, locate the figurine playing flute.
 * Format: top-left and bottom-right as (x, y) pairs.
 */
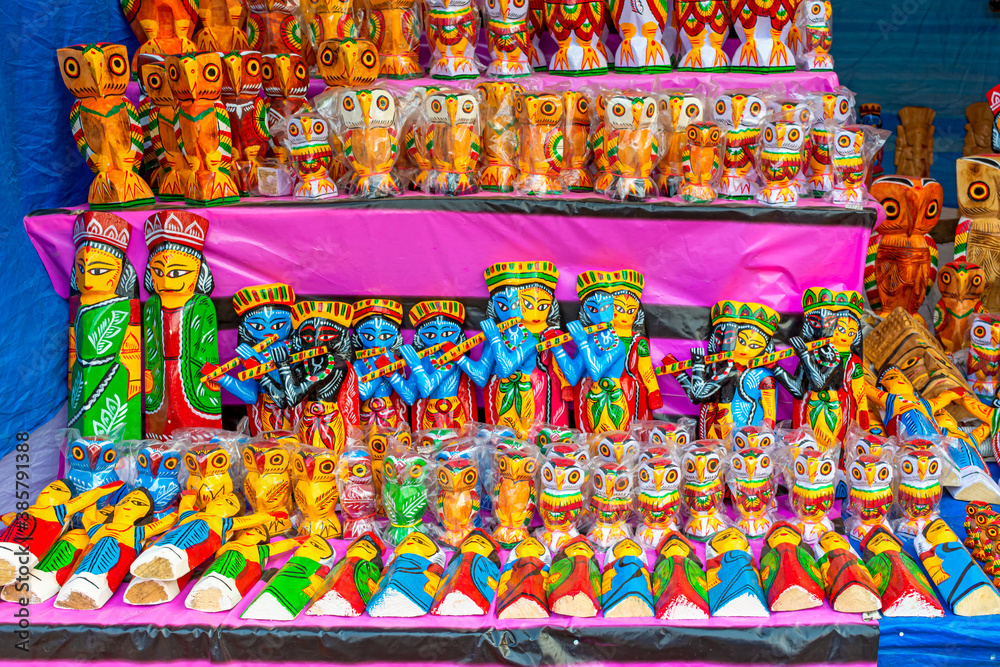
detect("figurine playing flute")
(351, 299), (416, 429)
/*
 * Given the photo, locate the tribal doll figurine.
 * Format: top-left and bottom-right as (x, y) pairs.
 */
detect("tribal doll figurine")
(562, 91), (593, 192)
(496, 537), (551, 619)
(651, 531), (710, 620)
(862, 526), (943, 617)
(352, 299), (414, 428)
(337, 87), (404, 198)
(484, 0), (532, 77)
(220, 51), (270, 195)
(68, 213), (141, 440)
(813, 531), (880, 613)
(515, 92), (565, 195)
(366, 0), (421, 78)
(368, 531), (446, 616)
(139, 58), (191, 200)
(165, 52), (241, 206)
(543, 0), (609, 75)
(681, 444), (727, 541)
(426, 0), (480, 79)
(423, 89), (482, 195)
(1, 529), (90, 605)
(476, 82), (523, 192)
(608, 0), (670, 73)
(306, 532), (385, 617)
(955, 156), (1000, 310)
(195, 0), (250, 52)
(636, 455), (682, 548)
(262, 52), (311, 163)
(712, 91), (767, 200)
(806, 89), (855, 197)
(212, 283), (296, 435)
(121, 0), (198, 69)
(601, 538), (655, 617)
(758, 522), (825, 612)
(914, 519), (1000, 616)
(729, 0), (798, 73)
(309, 0), (360, 46)
(481, 262), (572, 436)
(244, 0), (310, 58)
(859, 103), (884, 182)
(704, 527), (769, 617)
(547, 535), (603, 617)
(866, 175), (942, 316)
(603, 93), (661, 202)
(399, 301), (481, 430)
(674, 0), (730, 71)
(143, 211), (221, 440)
(57, 43), (155, 210)
(967, 313), (1000, 403)
(280, 301), (360, 454)
(933, 262), (986, 355)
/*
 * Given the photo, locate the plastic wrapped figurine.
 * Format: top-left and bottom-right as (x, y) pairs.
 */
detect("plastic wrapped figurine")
(317, 38), (380, 92)
(537, 456), (587, 551)
(608, 0), (670, 73)
(968, 313), (1000, 403)
(591, 431), (640, 463)
(382, 447), (431, 545)
(674, 1), (729, 70)
(861, 526), (943, 617)
(786, 447), (837, 541)
(955, 156), (1000, 310)
(426, 0), (480, 79)
(334, 87), (403, 198)
(914, 519), (1000, 616)
(434, 451), (480, 547)
(515, 92), (564, 195)
(932, 262), (986, 356)
(496, 537), (551, 619)
(123, 0), (198, 68)
(705, 527), (769, 617)
(182, 438), (236, 509)
(422, 89), (482, 195)
(826, 124), (890, 205)
(546, 535), (602, 617)
(681, 443), (726, 541)
(814, 531), (880, 613)
(476, 82), (523, 192)
(561, 91), (594, 192)
(680, 121), (724, 203)
(400, 85), (442, 190)
(755, 112), (806, 206)
(292, 444), (343, 538)
(713, 91), (767, 200)
(600, 92), (661, 202)
(543, 0), (608, 75)
(336, 447), (378, 539)
(846, 452), (894, 541)
(655, 91), (706, 195)
(431, 529), (502, 615)
(601, 538), (654, 617)
(244, 0), (310, 58)
(730, 0), (796, 72)
(804, 89), (854, 197)
(894, 445), (946, 538)
(57, 43), (156, 210)
(635, 455), (682, 548)
(588, 462), (634, 549)
(306, 532), (385, 616)
(218, 51), (269, 196)
(484, 0), (532, 77)
(651, 530), (710, 619)
(309, 0), (360, 46)
(241, 535), (337, 621)
(284, 112), (338, 199)
(241, 440), (294, 533)
(63, 440), (123, 510)
(859, 102), (885, 181)
(368, 531), (447, 617)
(366, 0), (421, 78)
(964, 501), (995, 560)
(794, 0), (833, 70)
(493, 443), (539, 548)
(261, 53), (310, 164)
(727, 445), (775, 538)
(195, 0), (250, 52)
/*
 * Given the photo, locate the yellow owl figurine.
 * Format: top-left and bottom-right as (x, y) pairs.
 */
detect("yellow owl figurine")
(337, 87), (403, 199)
(933, 261), (986, 355)
(680, 121), (724, 203)
(603, 92), (660, 202)
(655, 91), (706, 195)
(423, 89), (482, 196)
(58, 43), (156, 210)
(435, 453), (481, 547)
(492, 445), (538, 548)
(515, 92), (564, 195)
(292, 445), (343, 538)
(562, 91), (594, 192)
(475, 81), (522, 193)
(756, 115), (806, 206)
(401, 85), (443, 191)
(184, 441), (235, 509)
(242, 441), (293, 533)
(366, 0), (422, 79)
(310, 0), (360, 46)
(164, 52), (241, 206)
(317, 38), (381, 90)
(140, 59), (191, 202)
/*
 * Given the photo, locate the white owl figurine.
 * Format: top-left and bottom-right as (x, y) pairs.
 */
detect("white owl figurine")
(845, 454), (894, 541)
(712, 92), (768, 200)
(756, 117), (806, 206)
(536, 455), (588, 552)
(788, 448), (837, 541)
(681, 445), (727, 541)
(593, 431), (640, 464)
(727, 447), (775, 538)
(587, 461), (634, 549)
(285, 112), (337, 199)
(635, 455), (681, 548)
(895, 447), (944, 538)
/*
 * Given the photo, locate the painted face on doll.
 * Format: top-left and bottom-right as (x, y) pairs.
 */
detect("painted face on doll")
(75, 246), (123, 303)
(709, 527), (750, 553)
(346, 537), (380, 561)
(37, 480), (75, 507)
(830, 316), (859, 353)
(236, 525), (270, 544)
(518, 286), (553, 335)
(461, 532), (497, 557)
(149, 249), (201, 309)
(562, 540), (596, 560)
(356, 316), (399, 349)
(112, 490), (152, 523)
(243, 306), (293, 344)
(492, 287), (523, 324)
(205, 493), (243, 518)
(863, 530), (900, 555)
(660, 535), (693, 559)
(732, 328), (767, 366)
(879, 368), (913, 395)
(298, 320), (344, 350)
(582, 292), (615, 326)
(818, 531), (851, 552)
(415, 318), (462, 348)
(612, 293), (640, 337)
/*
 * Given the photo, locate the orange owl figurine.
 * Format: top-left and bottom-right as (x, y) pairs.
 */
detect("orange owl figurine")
(602, 92), (661, 202)
(655, 90), (707, 196)
(317, 38), (380, 90)
(245, 0), (311, 60)
(220, 50), (270, 195)
(401, 85), (443, 191)
(680, 121), (724, 203)
(310, 0), (360, 47)
(136, 53), (165, 187)
(421, 89), (483, 196)
(515, 92), (565, 195)
(121, 0), (198, 70)
(866, 175), (943, 316)
(336, 87), (404, 198)
(932, 262), (986, 356)
(367, 0), (422, 78)
(675, 0), (730, 71)
(165, 52), (241, 206)
(955, 156), (1000, 311)
(58, 43), (156, 210)
(139, 58), (190, 201)
(562, 91), (594, 192)
(476, 81), (523, 193)
(195, 0), (250, 53)
(262, 52), (311, 163)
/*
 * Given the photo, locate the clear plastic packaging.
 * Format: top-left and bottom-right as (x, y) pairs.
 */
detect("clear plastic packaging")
(530, 422), (583, 455)
(674, 0), (730, 72)
(590, 430), (640, 463)
(781, 444), (838, 541)
(561, 90), (594, 192)
(492, 440), (540, 548)
(712, 90), (768, 200)
(432, 448), (481, 547)
(308, 2), (363, 52)
(824, 124), (891, 205)
(476, 81), (524, 192)
(536, 453), (590, 552)
(483, 0), (533, 78)
(381, 439), (432, 546)
(892, 439), (951, 538)
(768, 91), (815, 197)
(336, 445), (379, 539)
(635, 453), (682, 549)
(514, 91), (564, 195)
(588, 461), (635, 549)
(633, 417), (694, 449)
(726, 444), (776, 538)
(967, 313), (1000, 403)
(417, 87), (483, 195)
(845, 448), (895, 541)
(123, 439), (185, 519)
(426, 0), (482, 79)
(238, 437), (295, 534)
(282, 111), (338, 199)
(290, 442), (344, 538)
(654, 90), (707, 197)
(327, 85), (404, 198)
(795, 0), (834, 72)
(398, 85), (442, 191)
(679, 121), (725, 203)
(805, 88), (855, 196)
(598, 91), (662, 202)
(730, 424), (777, 453)
(543, 0), (609, 75)
(755, 110), (807, 207)
(680, 441), (728, 541)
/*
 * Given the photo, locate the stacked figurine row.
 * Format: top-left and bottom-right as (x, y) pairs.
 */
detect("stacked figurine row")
(120, 0), (836, 80)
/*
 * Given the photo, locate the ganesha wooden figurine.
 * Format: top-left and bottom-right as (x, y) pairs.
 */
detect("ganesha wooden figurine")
(544, 0), (609, 75)
(515, 92), (564, 195)
(58, 43), (156, 210)
(932, 262), (986, 355)
(484, 0), (532, 77)
(955, 155), (1000, 311)
(609, 0), (670, 73)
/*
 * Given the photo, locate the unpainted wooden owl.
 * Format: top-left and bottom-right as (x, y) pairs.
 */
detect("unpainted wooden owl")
(317, 38), (380, 88)
(515, 92), (564, 193)
(339, 88), (402, 198)
(184, 441), (235, 508)
(968, 313), (1000, 401)
(425, 90), (482, 196)
(957, 156), (1000, 220)
(136, 444), (182, 516)
(680, 121), (723, 199)
(292, 447), (342, 538)
(933, 261), (985, 354)
(956, 156), (1000, 310)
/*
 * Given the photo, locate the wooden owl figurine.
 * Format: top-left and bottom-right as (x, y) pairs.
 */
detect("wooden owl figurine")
(292, 446), (343, 538)
(561, 91), (593, 192)
(537, 456), (587, 552)
(846, 454), (894, 541)
(675, 0), (730, 71)
(424, 90), (482, 196)
(681, 445), (726, 541)
(58, 43), (156, 210)
(727, 447), (775, 538)
(866, 175), (943, 316)
(588, 462), (634, 549)
(712, 91), (767, 200)
(493, 445), (538, 548)
(795, 0), (833, 71)
(603, 93), (660, 202)
(895, 106), (935, 178)
(608, 0), (670, 73)
(476, 81), (523, 192)
(336, 448), (378, 539)
(425, 0), (479, 79)
(242, 441), (293, 533)
(656, 92), (706, 194)
(366, 0), (421, 78)
(635, 455), (682, 549)
(788, 448), (836, 541)
(955, 156), (1000, 310)
(244, 0), (310, 59)
(895, 447), (943, 538)
(285, 113), (338, 199)
(337, 88), (403, 198)
(527, 0), (547, 70)
(135, 444), (183, 519)
(262, 53), (311, 163)
(122, 0), (198, 69)
(164, 52), (240, 206)
(807, 90), (855, 196)
(317, 38), (380, 90)
(515, 92), (564, 195)
(402, 85), (443, 191)
(680, 121), (724, 203)
(829, 124), (887, 205)
(140, 60), (189, 201)
(963, 102), (994, 157)
(220, 50), (270, 195)
(544, 0), (609, 74)
(729, 0), (798, 72)
(756, 116), (806, 206)
(933, 262), (986, 355)
(967, 314), (1000, 403)
(184, 441), (235, 509)
(310, 0), (360, 46)
(195, 0), (250, 53)
(136, 53), (165, 188)
(484, 0), (532, 78)
(435, 454), (481, 547)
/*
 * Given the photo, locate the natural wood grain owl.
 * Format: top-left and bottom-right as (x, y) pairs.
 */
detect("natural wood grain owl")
(165, 52), (240, 206)
(436, 454), (480, 547)
(121, 0), (198, 69)
(423, 90), (482, 195)
(58, 43), (156, 210)
(964, 102), (994, 157)
(195, 0), (250, 53)
(679, 120), (723, 203)
(484, 0), (532, 77)
(515, 92), (564, 195)
(292, 446), (343, 538)
(712, 91), (767, 200)
(286, 113), (338, 199)
(136, 53), (164, 187)
(866, 175), (943, 316)
(544, 0), (609, 74)
(184, 441), (235, 509)
(561, 91), (593, 192)
(262, 53), (311, 163)
(968, 314), (1000, 403)
(476, 81), (523, 192)
(756, 116), (806, 206)
(933, 262), (986, 356)
(140, 58), (190, 200)
(895, 106), (935, 178)
(366, 0), (422, 79)
(402, 85), (443, 191)
(729, 0), (798, 72)
(220, 51), (270, 195)
(425, 0), (480, 79)
(603, 93), (660, 202)
(956, 156), (1000, 311)
(656, 91), (706, 194)
(493, 446), (538, 548)
(338, 88), (403, 198)
(675, 0), (730, 71)
(310, 0), (360, 47)
(317, 38), (380, 89)
(242, 441), (293, 533)
(608, 0), (670, 73)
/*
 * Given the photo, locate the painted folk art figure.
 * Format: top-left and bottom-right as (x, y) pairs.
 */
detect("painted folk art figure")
(185, 526), (304, 612)
(493, 444), (539, 548)
(681, 444), (727, 541)
(306, 532), (386, 616)
(366, 0), (421, 78)
(955, 156), (1000, 310)
(758, 522), (825, 612)
(337, 87), (403, 198)
(400, 301), (479, 430)
(588, 462), (634, 549)
(196, 0), (250, 52)
(680, 121), (724, 203)
(368, 531), (447, 617)
(401, 85), (442, 191)
(309, 0), (360, 46)
(602, 538), (654, 617)
(729, 0), (798, 72)
(184, 440), (236, 509)
(143, 211), (221, 439)
(814, 531), (881, 613)
(914, 519), (1000, 616)
(55, 488), (178, 610)
(292, 444), (343, 538)
(787, 448), (837, 541)
(859, 103), (885, 182)
(262, 52), (311, 163)
(562, 91), (593, 192)
(121, 0), (198, 68)
(845, 453), (894, 541)
(543, 0), (609, 75)
(608, 0), (670, 73)
(135, 443), (183, 519)
(477, 82), (523, 192)
(895, 106), (935, 178)
(675, 0), (729, 71)
(281, 301), (360, 454)
(139, 59), (191, 200)
(547, 535), (603, 617)
(68, 213), (141, 440)
(964, 501), (994, 559)
(795, 0), (832, 70)
(636, 455), (682, 549)
(866, 175), (943, 316)
(756, 114), (806, 206)
(241, 441), (294, 533)
(352, 299), (414, 428)
(1, 529), (90, 605)
(896, 446), (944, 538)
(484, 0), (532, 77)
(135, 52), (163, 187)
(382, 450), (430, 545)
(244, 0), (309, 59)
(335, 448), (377, 539)
(602, 93), (661, 202)
(57, 43), (155, 210)
(933, 262), (986, 355)
(705, 527), (769, 617)
(424, 89), (482, 195)
(727, 446), (775, 538)
(212, 283), (296, 435)
(652, 531), (710, 619)
(431, 529), (502, 615)
(829, 125), (889, 205)
(164, 52), (241, 206)
(496, 537), (551, 619)
(425, 0), (480, 79)
(317, 38), (381, 89)
(241, 535), (337, 621)
(515, 92), (565, 195)
(657, 91), (706, 195)
(807, 89), (855, 196)
(968, 313), (1000, 403)
(712, 91), (767, 200)
(285, 112), (339, 198)
(862, 526), (943, 617)
(537, 456), (587, 551)
(435, 452), (481, 547)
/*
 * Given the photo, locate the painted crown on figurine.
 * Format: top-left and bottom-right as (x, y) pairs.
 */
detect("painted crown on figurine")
(801, 287), (864, 316)
(353, 298), (404, 326)
(576, 270), (617, 298)
(233, 283), (296, 315)
(409, 300), (466, 327)
(144, 210), (210, 251)
(710, 300), (779, 336)
(613, 270), (644, 299)
(73, 212), (131, 251)
(293, 300), (353, 328)
(484, 261), (559, 292)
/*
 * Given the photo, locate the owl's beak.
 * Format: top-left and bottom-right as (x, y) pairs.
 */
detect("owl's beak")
(223, 55), (241, 92)
(776, 123), (786, 144)
(555, 468), (566, 490)
(853, 132), (864, 153)
(991, 323), (1000, 348)
(696, 456), (706, 482)
(148, 456), (160, 476)
(446, 95), (458, 125)
(84, 49), (105, 94)
(746, 456), (757, 480)
(255, 452), (268, 471)
(613, 444), (624, 462)
(654, 468), (666, 487)
(865, 465), (876, 487)
(822, 95), (836, 119)
(632, 103), (643, 128)
(918, 457), (929, 480)
(358, 91), (372, 125)
(807, 456), (819, 483)
(301, 117), (314, 142)
(276, 56), (293, 96)
(88, 446), (101, 469)
(669, 96), (683, 126)
(731, 95), (747, 126)
(181, 57), (199, 97)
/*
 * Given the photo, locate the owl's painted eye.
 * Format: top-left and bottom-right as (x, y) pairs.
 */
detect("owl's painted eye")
(168, 64), (180, 81)
(463, 469), (477, 485)
(788, 128), (801, 142)
(811, 3), (822, 13)
(313, 121), (325, 134)
(666, 469), (678, 483)
(687, 126), (700, 142)
(543, 466), (553, 482)
(362, 49), (377, 68)
(203, 63), (221, 82)
(883, 199), (900, 219)
(599, 443), (612, 458)
(319, 460), (335, 474)
(716, 100), (726, 114)
(612, 102), (625, 117)
(710, 128), (721, 143)
(925, 200), (940, 218)
(974, 275), (984, 286)
(72, 446), (85, 461)
(138, 454), (148, 468)
(343, 96), (355, 111)
(707, 458), (720, 473)
(851, 467), (862, 480)
(352, 464), (367, 477)
(685, 103), (700, 117)
(974, 325), (988, 338)
(108, 54), (128, 77)
(765, 127), (774, 142)
(246, 59), (260, 75)
(645, 103), (655, 118)
(567, 469), (581, 484)
(685, 459), (695, 472)
(970, 181), (991, 201)
(577, 97), (588, 114)
(212, 453), (228, 468)
(929, 460), (939, 474)
(262, 63), (273, 79)
(541, 100), (557, 116)
(147, 73), (162, 89)
(498, 458), (509, 473)
(903, 460), (913, 474)
(320, 48), (335, 66)
(733, 458), (743, 469)
(878, 467), (890, 480)
(462, 99), (474, 114)
(370, 437), (386, 454)
(524, 460), (536, 474)
(294, 459), (305, 473)
(639, 468), (650, 482)
(63, 57), (81, 79)
(164, 457), (178, 470)
(409, 465), (423, 479)
(839, 98), (850, 114)
(615, 477), (630, 491)
(295, 63), (307, 79)
(838, 134), (851, 148)
(271, 453), (286, 467)
(185, 454), (198, 472)
(376, 94), (390, 111)
(820, 462), (832, 475)
(941, 271), (951, 284)
(761, 457), (771, 468)
(243, 451), (255, 466)
(750, 101), (762, 115)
